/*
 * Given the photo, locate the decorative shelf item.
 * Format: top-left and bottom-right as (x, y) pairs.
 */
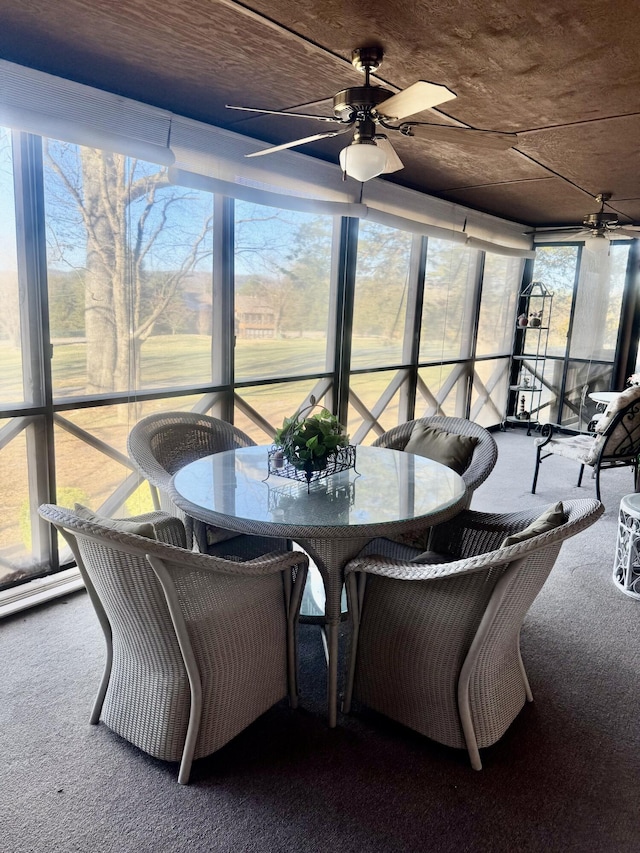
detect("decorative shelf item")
(505, 280), (553, 435)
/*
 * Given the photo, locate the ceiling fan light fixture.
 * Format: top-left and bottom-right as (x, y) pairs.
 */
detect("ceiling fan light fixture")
(339, 140), (387, 182)
(587, 233), (611, 254)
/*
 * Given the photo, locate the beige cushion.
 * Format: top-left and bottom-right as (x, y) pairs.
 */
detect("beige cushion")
(404, 423), (478, 475)
(587, 385), (640, 465)
(500, 502), (565, 548)
(74, 504), (156, 539)
(594, 385), (640, 435)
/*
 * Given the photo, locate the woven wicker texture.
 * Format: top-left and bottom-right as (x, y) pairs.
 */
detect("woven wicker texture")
(170, 444), (468, 726)
(127, 411), (287, 554)
(372, 417), (498, 501)
(38, 504), (308, 784)
(343, 498), (603, 769)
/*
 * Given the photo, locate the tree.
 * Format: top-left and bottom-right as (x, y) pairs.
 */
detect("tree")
(234, 205), (330, 338)
(45, 144), (213, 392)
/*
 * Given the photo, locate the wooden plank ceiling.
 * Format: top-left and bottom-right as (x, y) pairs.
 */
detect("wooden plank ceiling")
(1, 0), (639, 228)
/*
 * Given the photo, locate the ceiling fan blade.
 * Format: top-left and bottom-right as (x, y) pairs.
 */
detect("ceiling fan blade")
(613, 228), (640, 238)
(533, 226), (584, 233)
(533, 228), (590, 240)
(226, 105), (341, 123)
(406, 123), (518, 150)
(245, 127), (352, 158)
(375, 136), (404, 174)
(376, 81), (457, 121)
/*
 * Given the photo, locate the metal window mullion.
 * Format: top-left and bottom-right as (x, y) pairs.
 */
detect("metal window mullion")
(324, 216), (342, 413)
(211, 194), (234, 422)
(464, 249), (485, 419)
(334, 216), (359, 427)
(12, 131), (56, 568)
(399, 234), (427, 423)
(612, 239), (640, 388)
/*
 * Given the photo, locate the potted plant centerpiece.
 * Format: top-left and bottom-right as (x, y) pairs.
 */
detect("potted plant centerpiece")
(271, 399), (354, 486)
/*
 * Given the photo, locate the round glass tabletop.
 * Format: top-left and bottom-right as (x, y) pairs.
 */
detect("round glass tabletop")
(172, 444), (466, 535)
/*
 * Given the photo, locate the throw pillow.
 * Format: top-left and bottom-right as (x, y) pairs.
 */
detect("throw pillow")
(74, 504), (156, 539)
(500, 501), (565, 548)
(595, 384), (640, 435)
(404, 423), (478, 475)
(591, 385), (640, 464)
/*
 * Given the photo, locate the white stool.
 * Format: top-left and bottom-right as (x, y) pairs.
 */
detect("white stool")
(613, 494), (640, 599)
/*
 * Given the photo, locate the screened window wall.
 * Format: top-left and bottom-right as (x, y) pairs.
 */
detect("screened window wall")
(1, 128), (522, 592)
(525, 242), (634, 431)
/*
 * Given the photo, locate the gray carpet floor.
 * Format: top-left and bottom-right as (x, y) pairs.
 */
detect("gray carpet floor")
(2, 428), (639, 853)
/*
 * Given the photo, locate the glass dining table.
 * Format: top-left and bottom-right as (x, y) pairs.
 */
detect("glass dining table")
(170, 444), (466, 726)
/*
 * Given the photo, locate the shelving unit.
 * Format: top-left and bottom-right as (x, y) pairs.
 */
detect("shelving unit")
(505, 280), (553, 435)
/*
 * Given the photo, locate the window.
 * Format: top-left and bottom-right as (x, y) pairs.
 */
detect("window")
(530, 242), (631, 428)
(234, 203), (333, 383)
(351, 221), (413, 370)
(44, 141), (214, 397)
(420, 241), (479, 362)
(1, 127), (530, 596)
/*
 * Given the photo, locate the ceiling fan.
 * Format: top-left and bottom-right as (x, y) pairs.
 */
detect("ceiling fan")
(533, 194), (640, 241)
(226, 47), (519, 182)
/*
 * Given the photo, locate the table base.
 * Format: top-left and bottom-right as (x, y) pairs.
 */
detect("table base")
(296, 536), (370, 727)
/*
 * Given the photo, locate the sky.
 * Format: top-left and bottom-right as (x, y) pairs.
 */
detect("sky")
(0, 129), (318, 277)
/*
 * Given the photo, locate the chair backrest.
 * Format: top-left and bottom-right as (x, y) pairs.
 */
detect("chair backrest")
(590, 386), (640, 464)
(344, 498), (603, 761)
(372, 416), (498, 499)
(38, 503), (307, 779)
(128, 411), (256, 489)
(39, 504), (194, 678)
(127, 412), (257, 543)
(428, 498), (601, 564)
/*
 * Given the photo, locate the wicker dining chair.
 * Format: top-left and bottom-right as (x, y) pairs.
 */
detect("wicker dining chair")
(39, 503), (308, 784)
(127, 411), (287, 557)
(372, 416), (498, 550)
(343, 498), (603, 771)
(372, 416), (498, 507)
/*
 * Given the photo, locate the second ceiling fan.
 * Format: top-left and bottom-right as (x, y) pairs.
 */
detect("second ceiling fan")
(226, 47), (519, 182)
(534, 194), (640, 241)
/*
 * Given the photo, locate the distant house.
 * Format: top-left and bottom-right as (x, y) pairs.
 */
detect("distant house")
(235, 295), (277, 339)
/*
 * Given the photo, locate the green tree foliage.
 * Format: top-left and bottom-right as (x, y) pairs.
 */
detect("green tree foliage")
(235, 214), (332, 337)
(353, 222), (413, 341)
(530, 246), (579, 355)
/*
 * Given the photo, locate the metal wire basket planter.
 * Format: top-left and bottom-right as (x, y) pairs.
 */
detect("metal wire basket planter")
(267, 444), (357, 489)
(268, 397), (354, 490)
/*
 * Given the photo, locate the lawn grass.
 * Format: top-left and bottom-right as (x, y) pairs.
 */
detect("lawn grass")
(1, 333), (504, 581)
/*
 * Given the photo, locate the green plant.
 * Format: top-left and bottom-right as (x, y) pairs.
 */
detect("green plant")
(274, 405), (349, 475)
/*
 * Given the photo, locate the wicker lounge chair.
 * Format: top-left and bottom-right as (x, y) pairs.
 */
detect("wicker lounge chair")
(39, 504), (308, 784)
(343, 498), (603, 770)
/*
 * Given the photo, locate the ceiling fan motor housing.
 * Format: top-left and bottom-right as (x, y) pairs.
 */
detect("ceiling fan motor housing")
(584, 212), (618, 228)
(333, 86), (393, 121)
